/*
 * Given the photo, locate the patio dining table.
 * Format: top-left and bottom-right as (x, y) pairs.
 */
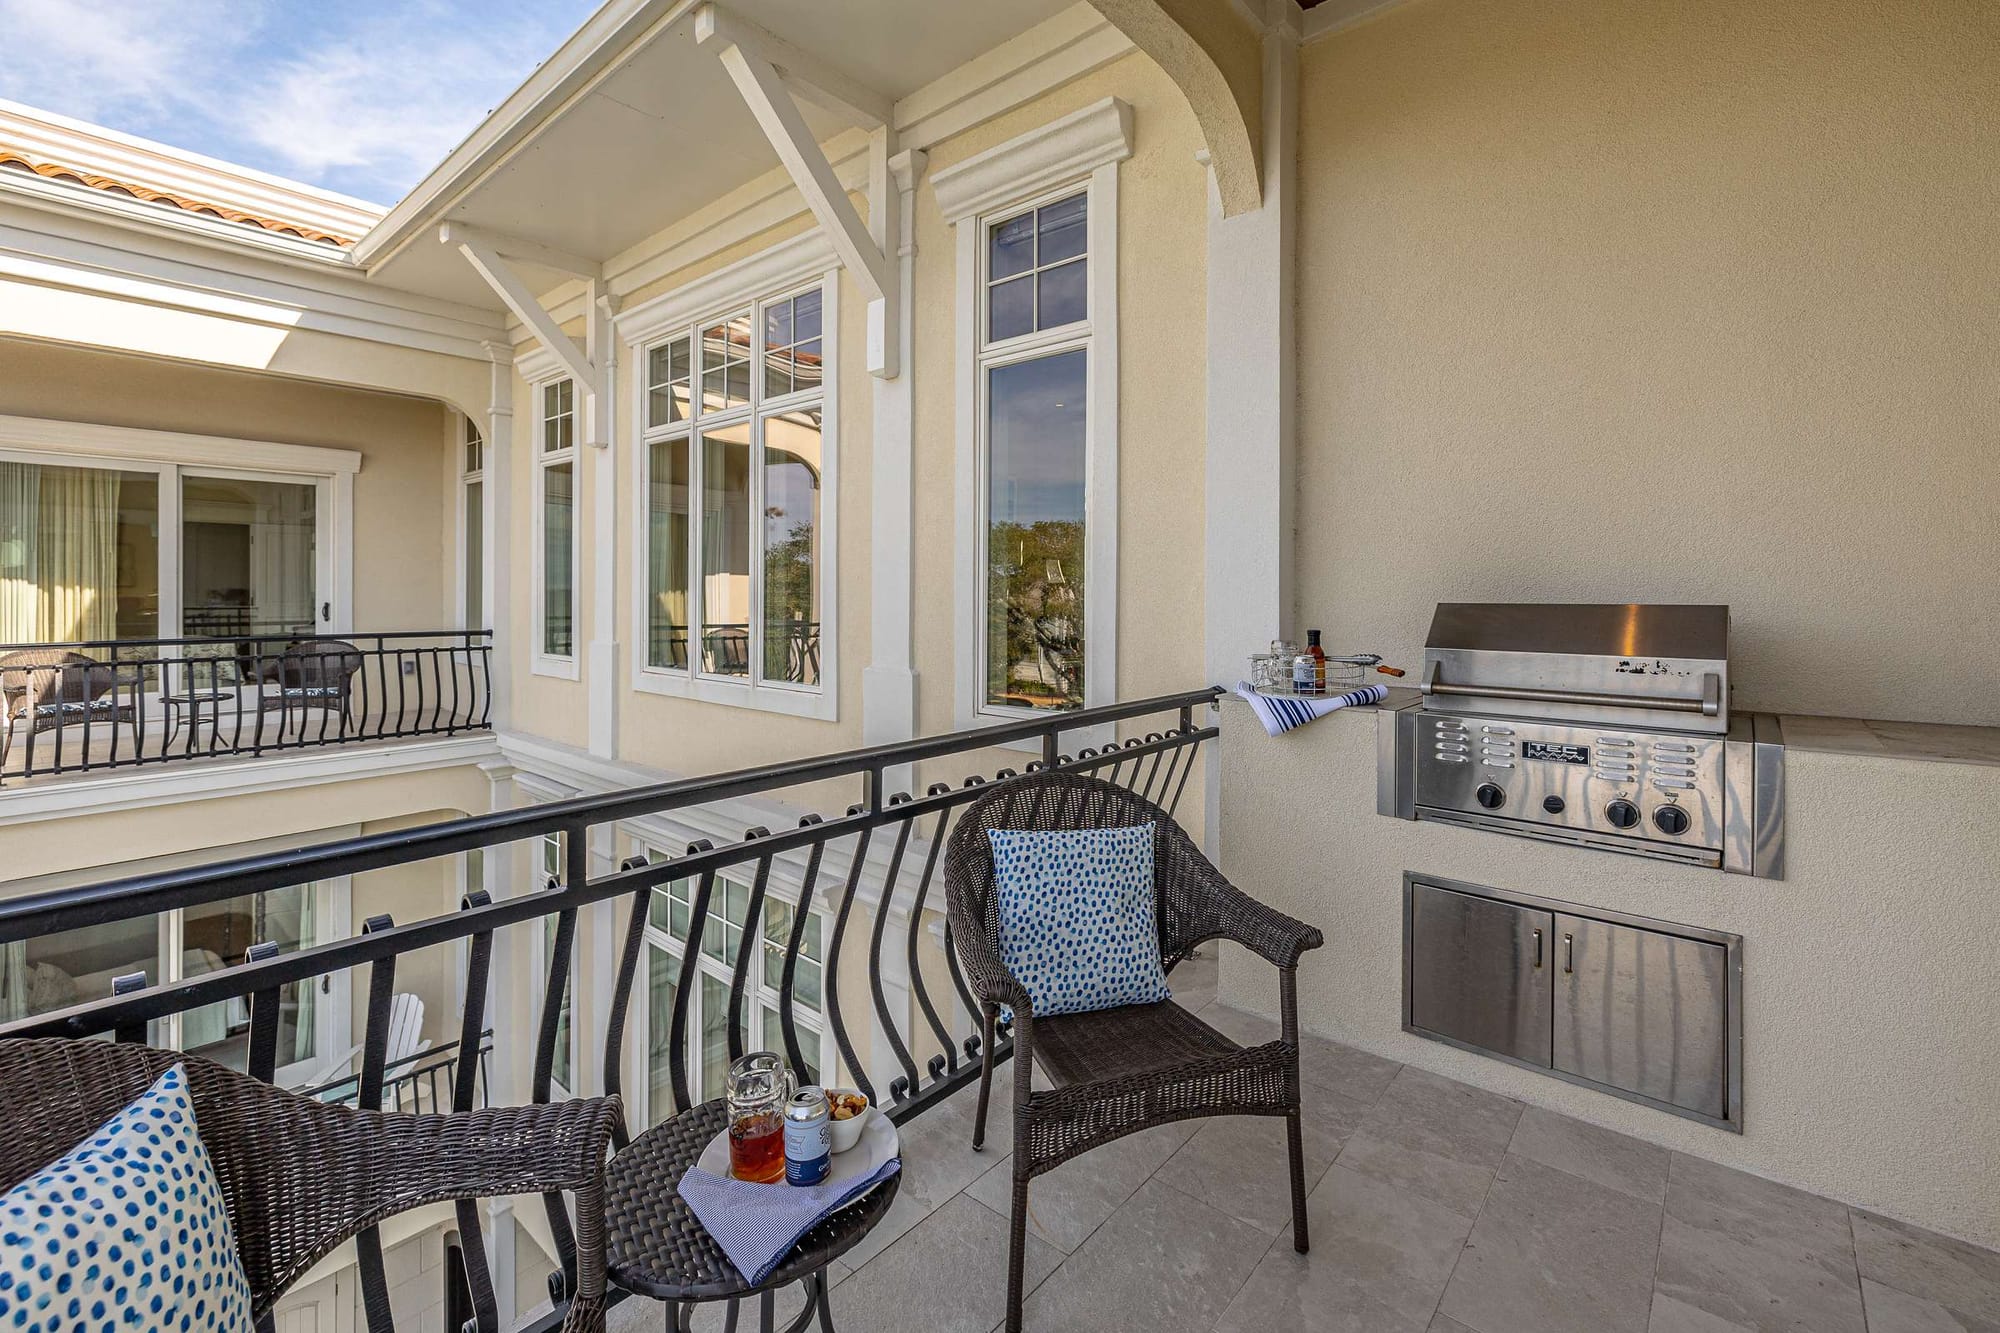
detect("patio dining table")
(603, 1098), (898, 1332)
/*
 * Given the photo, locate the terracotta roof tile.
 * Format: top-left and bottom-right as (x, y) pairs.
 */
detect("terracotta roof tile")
(0, 146), (358, 247)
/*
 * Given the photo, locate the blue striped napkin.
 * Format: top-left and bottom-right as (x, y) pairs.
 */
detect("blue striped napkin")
(678, 1157), (902, 1284)
(1235, 681), (1389, 736)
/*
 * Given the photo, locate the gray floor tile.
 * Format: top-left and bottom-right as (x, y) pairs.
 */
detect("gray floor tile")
(1155, 1099), (1365, 1235)
(964, 1119), (1201, 1253)
(1201, 1003), (1405, 1106)
(1430, 1317), (1479, 1333)
(1436, 1152), (1660, 1333)
(1508, 1105), (1670, 1204)
(1654, 1153), (1864, 1333)
(1212, 1163), (1471, 1333)
(1647, 1292), (1762, 1331)
(1853, 1211), (2000, 1325)
(1170, 947), (1219, 1012)
(828, 1193), (1060, 1333)
(840, 1061), (1018, 1269)
(1861, 1277), (2000, 1333)
(1022, 1175), (1273, 1332)
(1335, 1066), (1523, 1218)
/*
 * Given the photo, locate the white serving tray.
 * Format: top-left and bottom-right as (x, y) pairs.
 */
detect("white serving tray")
(697, 1109), (899, 1188)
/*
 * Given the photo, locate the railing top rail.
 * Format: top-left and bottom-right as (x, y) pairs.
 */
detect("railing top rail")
(0, 629), (493, 654)
(0, 722), (1217, 1043)
(0, 687), (1220, 945)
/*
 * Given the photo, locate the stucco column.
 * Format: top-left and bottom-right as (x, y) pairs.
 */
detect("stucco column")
(585, 284), (621, 759)
(481, 342), (515, 732)
(864, 140), (927, 794)
(1203, 13), (1298, 851)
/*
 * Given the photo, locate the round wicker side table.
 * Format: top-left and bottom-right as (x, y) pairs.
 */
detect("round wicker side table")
(604, 1099), (899, 1333)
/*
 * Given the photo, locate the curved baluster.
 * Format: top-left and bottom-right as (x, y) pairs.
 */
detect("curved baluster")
(903, 786), (959, 1082)
(1137, 733), (1168, 803)
(867, 794), (922, 1102)
(601, 856), (653, 1151)
(667, 843), (718, 1112)
(779, 816), (828, 1083)
(725, 828), (773, 1067)
(822, 811), (875, 1104)
(1168, 733), (1202, 815)
(453, 889), (501, 1332)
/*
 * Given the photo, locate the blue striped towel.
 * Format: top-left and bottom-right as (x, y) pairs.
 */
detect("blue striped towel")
(1235, 681), (1389, 736)
(678, 1157), (902, 1284)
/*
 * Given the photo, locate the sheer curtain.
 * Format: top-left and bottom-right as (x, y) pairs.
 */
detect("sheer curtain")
(0, 460), (122, 643)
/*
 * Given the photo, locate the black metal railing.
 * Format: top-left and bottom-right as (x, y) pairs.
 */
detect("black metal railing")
(0, 686), (1220, 1331)
(0, 629), (493, 785)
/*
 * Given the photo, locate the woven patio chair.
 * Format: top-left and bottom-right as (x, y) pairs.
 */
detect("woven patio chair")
(257, 638), (365, 737)
(943, 771), (1324, 1333)
(0, 1037), (622, 1332)
(0, 647), (136, 768)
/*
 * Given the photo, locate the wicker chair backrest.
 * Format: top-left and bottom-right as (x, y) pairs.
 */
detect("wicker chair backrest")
(279, 639), (364, 689)
(942, 771), (1198, 972)
(0, 649), (117, 716)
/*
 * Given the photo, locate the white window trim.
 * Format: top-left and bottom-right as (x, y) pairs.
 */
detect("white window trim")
(0, 416), (356, 639)
(629, 856), (837, 1125)
(618, 234), (841, 722)
(457, 413), (485, 632)
(939, 98), (1130, 746)
(526, 820), (580, 1101)
(529, 375), (581, 680)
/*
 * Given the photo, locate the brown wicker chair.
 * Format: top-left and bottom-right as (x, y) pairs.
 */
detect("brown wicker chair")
(943, 771), (1324, 1333)
(0, 1038), (622, 1332)
(0, 648), (135, 768)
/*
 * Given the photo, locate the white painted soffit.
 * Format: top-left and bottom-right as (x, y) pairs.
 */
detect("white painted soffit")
(355, 0), (1113, 309)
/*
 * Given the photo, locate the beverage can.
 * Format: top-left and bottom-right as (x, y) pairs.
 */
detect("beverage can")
(783, 1087), (832, 1185)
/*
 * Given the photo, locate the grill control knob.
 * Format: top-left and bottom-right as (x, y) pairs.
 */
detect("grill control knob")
(1605, 799), (1641, 829)
(1654, 804), (1691, 836)
(1542, 795), (1566, 814)
(1475, 783), (1506, 810)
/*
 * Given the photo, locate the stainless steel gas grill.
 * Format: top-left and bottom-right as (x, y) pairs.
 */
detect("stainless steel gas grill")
(1379, 603), (1784, 877)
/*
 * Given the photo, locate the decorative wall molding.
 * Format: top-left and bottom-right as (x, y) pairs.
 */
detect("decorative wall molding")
(931, 97), (1135, 224)
(0, 412), (362, 474)
(0, 734), (499, 827)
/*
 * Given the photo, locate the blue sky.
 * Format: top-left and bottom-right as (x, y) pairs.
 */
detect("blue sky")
(0, 0), (599, 205)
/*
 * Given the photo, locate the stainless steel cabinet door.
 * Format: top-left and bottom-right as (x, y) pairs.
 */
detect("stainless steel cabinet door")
(1552, 914), (1728, 1119)
(1408, 883), (1553, 1066)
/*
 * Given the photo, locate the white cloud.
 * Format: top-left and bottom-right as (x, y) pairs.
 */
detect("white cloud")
(0, 0), (588, 203)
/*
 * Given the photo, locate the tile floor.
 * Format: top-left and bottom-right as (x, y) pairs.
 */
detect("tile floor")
(609, 950), (2000, 1333)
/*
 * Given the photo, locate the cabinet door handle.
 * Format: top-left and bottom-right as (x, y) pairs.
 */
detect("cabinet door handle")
(1531, 928), (1543, 969)
(1562, 932), (1574, 975)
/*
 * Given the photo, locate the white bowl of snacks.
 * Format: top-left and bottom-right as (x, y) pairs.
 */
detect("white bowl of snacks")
(826, 1088), (871, 1152)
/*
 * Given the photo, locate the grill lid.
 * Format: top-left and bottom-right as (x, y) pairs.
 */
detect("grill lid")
(1421, 603), (1730, 733)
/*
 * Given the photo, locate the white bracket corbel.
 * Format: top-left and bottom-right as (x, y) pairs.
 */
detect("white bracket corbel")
(442, 221), (597, 388)
(695, 3), (900, 377)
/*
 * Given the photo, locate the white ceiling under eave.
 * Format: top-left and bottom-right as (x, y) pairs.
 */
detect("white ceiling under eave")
(360, 0), (1080, 310)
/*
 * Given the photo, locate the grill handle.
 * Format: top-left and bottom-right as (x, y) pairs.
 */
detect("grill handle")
(1420, 664), (1721, 717)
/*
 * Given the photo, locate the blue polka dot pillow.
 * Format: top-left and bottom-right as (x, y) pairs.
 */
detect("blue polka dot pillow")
(989, 824), (1171, 1017)
(0, 1063), (254, 1332)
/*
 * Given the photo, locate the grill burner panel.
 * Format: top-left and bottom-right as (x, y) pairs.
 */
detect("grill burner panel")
(1381, 603), (1783, 877)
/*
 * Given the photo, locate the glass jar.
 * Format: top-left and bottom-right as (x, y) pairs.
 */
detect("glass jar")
(726, 1051), (794, 1183)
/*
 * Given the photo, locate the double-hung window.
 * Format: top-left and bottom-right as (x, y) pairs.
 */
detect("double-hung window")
(534, 379), (578, 674)
(638, 861), (829, 1128)
(938, 98), (1128, 732)
(634, 274), (834, 717)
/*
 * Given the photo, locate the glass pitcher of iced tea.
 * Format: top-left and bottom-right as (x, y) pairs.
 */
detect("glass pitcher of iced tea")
(726, 1051), (793, 1183)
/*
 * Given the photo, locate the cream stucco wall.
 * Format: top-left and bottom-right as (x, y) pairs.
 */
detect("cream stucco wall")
(1217, 700), (2000, 1250)
(1294, 0), (2000, 725)
(0, 338), (457, 634)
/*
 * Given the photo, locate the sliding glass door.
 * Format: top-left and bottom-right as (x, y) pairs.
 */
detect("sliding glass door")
(0, 454), (332, 650)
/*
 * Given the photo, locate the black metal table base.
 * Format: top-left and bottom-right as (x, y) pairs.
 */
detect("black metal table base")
(661, 1269), (834, 1333)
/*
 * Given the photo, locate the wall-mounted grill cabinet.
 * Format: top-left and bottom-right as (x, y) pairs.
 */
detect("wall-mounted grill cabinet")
(1402, 875), (1743, 1130)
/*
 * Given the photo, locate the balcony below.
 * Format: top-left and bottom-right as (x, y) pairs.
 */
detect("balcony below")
(0, 629), (492, 790)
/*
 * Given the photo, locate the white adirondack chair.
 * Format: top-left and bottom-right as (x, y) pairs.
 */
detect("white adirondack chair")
(302, 992), (431, 1108)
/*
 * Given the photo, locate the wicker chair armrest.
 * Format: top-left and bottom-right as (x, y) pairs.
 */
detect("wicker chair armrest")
(950, 918), (1034, 1016)
(232, 1094), (624, 1311)
(1158, 836), (1322, 969)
